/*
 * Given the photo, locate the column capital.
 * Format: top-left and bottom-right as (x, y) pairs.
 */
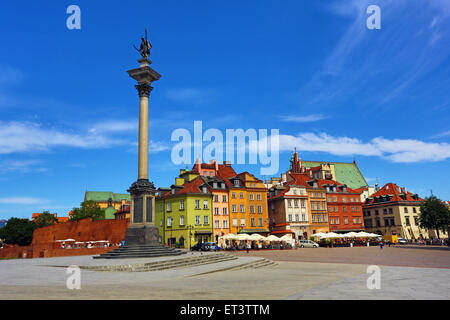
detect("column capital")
(135, 83), (153, 97)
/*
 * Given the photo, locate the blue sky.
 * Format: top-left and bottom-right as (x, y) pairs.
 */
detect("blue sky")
(1, 0), (450, 219)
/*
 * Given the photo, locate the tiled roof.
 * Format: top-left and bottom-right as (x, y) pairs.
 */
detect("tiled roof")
(159, 176), (210, 198)
(85, 191), (130, 202)
(365, 183), (423, 205)
(301, 161), (368, 189)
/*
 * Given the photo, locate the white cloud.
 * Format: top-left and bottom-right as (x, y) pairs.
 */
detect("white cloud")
(268, 132), (450, 163)
(0, 197), (49, 205)
(88, 119), (138, 134)
(165, 88), (215, 104)
(0, 159), (48, 174)
(278, 114), (327, 123)
(0, 121), (129, 154)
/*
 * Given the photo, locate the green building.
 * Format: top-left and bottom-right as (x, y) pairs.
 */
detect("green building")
(84, 191), (131, 219)
(156, 174), (213, 248)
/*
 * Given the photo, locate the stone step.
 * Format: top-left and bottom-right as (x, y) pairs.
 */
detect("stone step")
(93, 244), (186, 259)
(86, 253), (237, 271)
(229, 258), (276, 271)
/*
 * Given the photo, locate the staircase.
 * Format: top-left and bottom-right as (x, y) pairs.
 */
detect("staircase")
(86, 253), (237, 271)
(93, 244), (186, 259)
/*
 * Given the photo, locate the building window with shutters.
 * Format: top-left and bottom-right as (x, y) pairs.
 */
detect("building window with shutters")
(215, 220), (220, 228)
(232, 218), (238, 227)
(195, 215), (200, 225)
(232, 204), (237, 213)
(195, 200), (200, 209)
(257, 193), (261, 200)
(180, 215), (185, 226)
(257, 206), (262, 213)
(251, 218), (255, 227)
(258, 218), (263, 227)
(223, 207), (228, 215)
(250, 205), (255, 213)
(180, 200), (184, 210)
(240, 205), (245, 213)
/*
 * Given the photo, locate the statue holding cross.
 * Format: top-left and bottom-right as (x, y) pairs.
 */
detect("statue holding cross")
(134, 28), (152, 59)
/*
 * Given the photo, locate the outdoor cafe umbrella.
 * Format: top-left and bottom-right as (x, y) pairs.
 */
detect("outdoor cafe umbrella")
(219, 233), (237, 240)
(266, 235), (281, 242)
(248, 234), (266, 241)
(311, 232), (327, 238)
(320, 232), (343, 239)
(236, 234), (251, 241)
(279, 234), (293, 242)
(342, 232), (359, 238)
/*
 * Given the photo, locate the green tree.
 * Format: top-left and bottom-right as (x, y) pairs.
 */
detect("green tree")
(0, 218), (37, 246)
(419, 196), (450, 239)
(69, 200), (105, 221)
(33, 211), (58, 229)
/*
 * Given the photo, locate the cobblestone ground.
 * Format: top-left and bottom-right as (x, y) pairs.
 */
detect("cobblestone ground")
(0, 246), (448, 299)
(231, 245), (450, 268)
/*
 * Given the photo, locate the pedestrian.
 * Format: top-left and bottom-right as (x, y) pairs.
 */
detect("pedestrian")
(388, 240), (391, 247)
(379, 241), (383, 249)
(121, 240), (125, 247)
(246, 242), (250, 253)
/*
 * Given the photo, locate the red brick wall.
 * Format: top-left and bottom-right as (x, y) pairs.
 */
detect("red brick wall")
(32, 218), (129, 245)
(0, 218), (129, 259)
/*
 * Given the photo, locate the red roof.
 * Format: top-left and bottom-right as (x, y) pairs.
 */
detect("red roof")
(366, 183), (424, 205)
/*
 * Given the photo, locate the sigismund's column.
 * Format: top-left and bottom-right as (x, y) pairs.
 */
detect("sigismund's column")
(125, 43), (162, 245)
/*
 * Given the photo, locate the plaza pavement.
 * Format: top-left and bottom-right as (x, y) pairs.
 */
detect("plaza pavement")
(0, 246), (448, 300)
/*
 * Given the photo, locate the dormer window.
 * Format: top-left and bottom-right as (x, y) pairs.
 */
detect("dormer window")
(171, 189), (175, 195)
(213, 182), (218, 189)
(221, 183), (226, 189)
(234, 180), (240, 187)
(202, 186), (207, 193)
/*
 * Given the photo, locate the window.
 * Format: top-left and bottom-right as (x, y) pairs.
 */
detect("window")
(203, 172), (207, 177)
(405, 216), (410, 226)
(367, 210), (371, 216)
(240, 192), (244, 199)
(295, 214), (299, 221)
(294, 199), (298, 208)
(357, 217), (361, 224)
(223, 207), (228, 215)
(335, 206), (338, 212)
(232, 192), (236, 199)
(342, 197), (346, 202)
(413, 207), (417, 213)
(223, 220), (229, 228)
(222, 195), (227, 202)
(232, 204), (237, 213)
(160, 219), (163, 226)
(288, 200), (292, 208)
(343, 206), (347, 212)
(180, 215), (185, 226)
(210, 172), (213, 177)
(333, 196), (337, 202)
(257, 193), (261, 200)
(257, 206), (262, 213)
(330, 218), (334, 224)
(354, 217), (358, 224)
(323, 214), (327, 222)
(240, 218), (246, 227)
(288, 214), (293, 222)
(390, 218), (395, 226)
(195, 216), (200, 225)
(180, 200), (184, 210)
(336, 217), (340, 224)
(301, 199), (306, 208)
(204, 215), (209, 225)
(328, 197), (332, 202)
(202, 186), (207, 194)
(384, 218), (389, 226)
(414, 216), (418, 225)
(215, 220), (220, 228)
(322, 202), (326, 210)
(234, 180), (240, 187)
(404, 207), (408, 213)
(232, 218), (238, 227)
(250, 205), (255, 213)
(311, 202), (315, 210)
(258, 218), (263, 227)
(302, 214), (306, 221)
(344, 217), (348, 224)
(167, 201), (172, 211)
(329, 206), (333, 212)
(249, 194), (254, 200)
(352, 206), (355, 212)
(240, 204), (245, 212)
(383, 208), (387, 214)
(293, 189), (297, 195)
(214, 195), (219, 202)
(389, 208), (393, 214)
(376, 219), (380, 227)
(167, 217), (172, 227)
(350, 197), (354, 202)
(251, 218), (255, 227)
(356, 206), (360, 212)
(318, 215), (322, 222)
(203, 200), (209, 209)
(312, 214), (316, 222)
(375, 210), (379, 216)
(195, 200), (200, 209)
(214, 207), (219, 215)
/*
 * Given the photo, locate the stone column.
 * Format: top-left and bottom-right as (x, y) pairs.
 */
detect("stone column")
(125, 58), (161, 245)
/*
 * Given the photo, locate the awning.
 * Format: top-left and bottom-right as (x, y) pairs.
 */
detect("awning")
(237, 229), (270, 234)
(194, 230), (213, 235)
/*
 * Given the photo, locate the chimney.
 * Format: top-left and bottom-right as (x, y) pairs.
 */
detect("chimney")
(281, 173), (287, 183)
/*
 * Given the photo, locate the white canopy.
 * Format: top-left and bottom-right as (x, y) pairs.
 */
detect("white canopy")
(342, 232), (359, 238)
(248, 234), (267, 241)
(55, 238), (76, 242)
(320, 232), (344, 239)
(311, 232), (327, 238)
(219, 233), (238, 240)
(236, 234), (251, 241)
(266, 235), (282, 242)
(279, 234), (293, 242)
